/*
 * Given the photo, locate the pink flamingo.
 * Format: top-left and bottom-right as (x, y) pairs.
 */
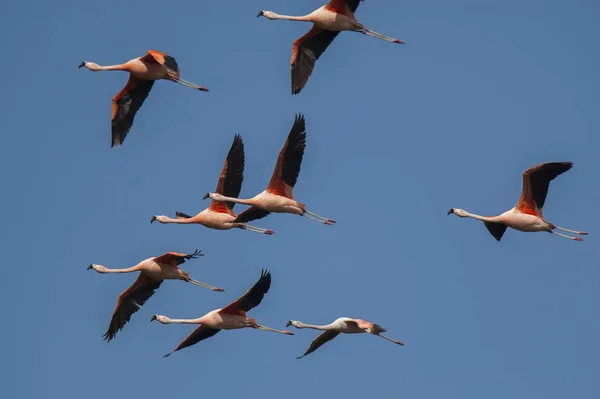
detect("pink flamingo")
(151, 135), (274, 235)
(448, 162), (588, 241)
(287, 317), (404, 359)
(79, 50), (208, 147)
(204, 114), (335, 226)
(152, 269), (294, 357)
(257, 0), (404, 94)
(87, 249), (223, 342)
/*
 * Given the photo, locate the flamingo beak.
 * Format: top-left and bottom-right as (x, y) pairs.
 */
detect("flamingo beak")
(150, 216), (157, 223)
(286, 320), (292, 327)
(257, 10), (264, 17)
(87, 264), (94, 270)
(78, 62), (85, 68)
(203, 193), (210, 200)
(447, 208), (455, 215)
(150, 315), (157, 322)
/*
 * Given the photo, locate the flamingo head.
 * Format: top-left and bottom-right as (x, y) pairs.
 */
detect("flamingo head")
(87, 264), (107, 273)
(151, 315), (170, 324)
(78, 62), (99, 71)
(257, 10), (277, 19)
(447, 208), (468, 218)
(150, 215), (168, 224)
(286, 320), (301, 328)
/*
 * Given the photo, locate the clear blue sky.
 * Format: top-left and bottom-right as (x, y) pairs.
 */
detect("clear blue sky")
(1, 0), (599, 398)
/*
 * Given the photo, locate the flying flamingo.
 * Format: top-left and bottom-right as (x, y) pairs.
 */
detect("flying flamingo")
(87, 249), (223, 342)
(287, 317), (404, 359)
(257, 0), (404, 94)
(448, 162), (588, 241)
(150, 135), (274, 235)
(78, 50), (208, 147)
(204, 114), (335, 225)
(152, 269), (294, 357)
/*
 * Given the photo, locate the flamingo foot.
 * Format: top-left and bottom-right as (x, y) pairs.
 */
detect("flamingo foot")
(264, 230), (275, 235)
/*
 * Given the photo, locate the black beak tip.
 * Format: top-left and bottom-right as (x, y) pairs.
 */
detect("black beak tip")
(78, 62), (85, 69)
(150, 315), (157, 322)
(150, 216), (157, 224)
(203, 193), (209, 200)
(87, 264), (93, 270)
(447, 208), (455, 215)
(286, 320), (292, 327)
(257, 10), (264, 17)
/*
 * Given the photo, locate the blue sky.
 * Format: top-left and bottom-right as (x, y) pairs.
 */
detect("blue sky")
(1, 0), (599, 398)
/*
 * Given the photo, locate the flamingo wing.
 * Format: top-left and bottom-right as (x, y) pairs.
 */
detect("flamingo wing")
(234, 207), (271, 224)
(103, 274), (162, 342)
(484, 221), (508, 241)
(221, 269), (271, 314)
(297, 329), (341, 359)
(516, 162), (573, 216)
(326, 0), (363, 15)
(210, 135), (245, 213)
(154, 249), (203, 266)
(165, 325), (221, 356)
(142, 50), (180, 76)
(111, 76), (155, 147)
(267, 114), (307, 198)
(291, 27), (340, 95)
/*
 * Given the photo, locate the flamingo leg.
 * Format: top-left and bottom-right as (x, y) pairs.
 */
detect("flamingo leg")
(377, 333), (404, 346)
(550, 231), (584, 241)
(305, 210), (336, 224)
(240, 224), (274, 235)
(357, 28), (405, 44)
(553, 225), (588, 235)
(255, 324), (294, 335)
(173, 78), (209, 91)
(187, 278), (225, 292)
(303, 214), (334, 225)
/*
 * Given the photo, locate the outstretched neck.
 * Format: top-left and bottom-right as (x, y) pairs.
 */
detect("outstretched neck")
(164, 318), (204, 325)
(462, 210), (500, 223)
(86, 63), (129, 72)
(153, 216), (197, 224)
(295, 322), (334, 330)
(99, 265), (142, 273)
(264, 12), (312, 22)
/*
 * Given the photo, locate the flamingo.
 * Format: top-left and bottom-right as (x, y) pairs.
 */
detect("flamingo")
(257, 0), (404, 94)
(287, 317), (404, 359)
(204, 114), (335, 225)
(87, 249), (223, 342)
(78, 50), (208, 147)
(152, 269), (294, 357)
(150, 135), (274, 235)
(448, 162), (588, 241)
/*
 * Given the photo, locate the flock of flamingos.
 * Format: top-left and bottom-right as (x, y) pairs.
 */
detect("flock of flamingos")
(80, 1), (588, 359)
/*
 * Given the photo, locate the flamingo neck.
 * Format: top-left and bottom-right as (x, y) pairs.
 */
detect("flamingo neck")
(159, 216), (196, 224)
(266, 13), (312, 22)
(295, 322), (334, 330)
(462, 211), (501, 224)
(101, 265), (142, 273)
(164, 317), (204, 325)
(87, 63), (129, 72)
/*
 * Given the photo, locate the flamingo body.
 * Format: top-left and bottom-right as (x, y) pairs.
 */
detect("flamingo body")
(287, 317), (404, 359)
(87, 250), (223, 342)
(151, 135), (274, 235)
(258, 0), (404, 94)
(448, 162), (587, 241)
(152, 270), (294, 357)
(79, 50), (208, 147)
